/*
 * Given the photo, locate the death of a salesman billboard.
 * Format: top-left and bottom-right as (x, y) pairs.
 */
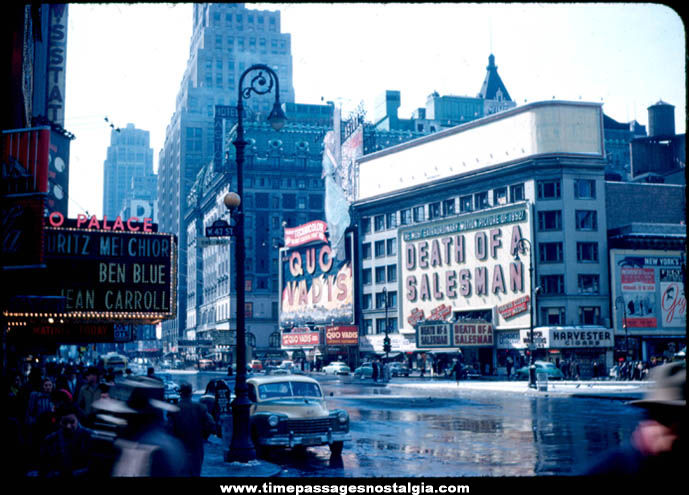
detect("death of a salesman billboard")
(33, 225), (177, 321)
(279, 230), (354, 328)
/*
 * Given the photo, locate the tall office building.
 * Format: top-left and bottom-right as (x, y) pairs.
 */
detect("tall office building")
(157, 3), (295, 350)
(103, 123), (154, 218)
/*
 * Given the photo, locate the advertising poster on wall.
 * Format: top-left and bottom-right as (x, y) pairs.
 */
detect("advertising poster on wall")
(279, 225), (354, 328)
(400, 202), (533, 333)
(611, 250), (685, 332)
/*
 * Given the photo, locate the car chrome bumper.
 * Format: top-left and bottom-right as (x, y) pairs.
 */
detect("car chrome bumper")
(261, 431), (351, 448)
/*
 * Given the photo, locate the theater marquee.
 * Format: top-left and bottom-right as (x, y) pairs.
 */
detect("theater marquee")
(20, 224), (178, 322)
(400, 203), (533, 332)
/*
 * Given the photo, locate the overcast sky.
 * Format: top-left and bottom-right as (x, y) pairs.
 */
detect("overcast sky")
(64, 3), (685, 218)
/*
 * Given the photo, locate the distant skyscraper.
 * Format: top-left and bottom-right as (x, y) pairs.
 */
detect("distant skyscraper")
(103, 123), (154, 218)
(157, 3), (295, 348)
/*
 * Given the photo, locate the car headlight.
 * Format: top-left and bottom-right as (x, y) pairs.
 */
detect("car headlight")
(337, 411), (348, 424)
(268, 415), (279, 427)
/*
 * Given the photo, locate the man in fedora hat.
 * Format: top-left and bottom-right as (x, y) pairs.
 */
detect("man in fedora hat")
(92, 376), (188, 477)
(585, 360), (686, 478)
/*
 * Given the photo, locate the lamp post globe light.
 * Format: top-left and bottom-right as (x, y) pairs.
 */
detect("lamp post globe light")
(513, 237), (537, 389)
(225, 64), (286, 463)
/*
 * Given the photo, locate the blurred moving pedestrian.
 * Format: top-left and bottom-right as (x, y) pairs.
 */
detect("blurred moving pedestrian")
(92, 376), (187, 476)
(39, 404), (94, 477)
(372, 360), (379, 382)
(506, 356), (514, 379)
(76, 367), (100, 427)
(584, 361), (686, 481)
(168, 382), (215, 476)
(147, 367), (163, 382)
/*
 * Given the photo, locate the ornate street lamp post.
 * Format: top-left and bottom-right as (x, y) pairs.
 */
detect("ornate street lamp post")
(224, 64), (286, 463)
(382, 287), (390, 361)
(513, 237), (537, 389)
(615, 296), (629, 361)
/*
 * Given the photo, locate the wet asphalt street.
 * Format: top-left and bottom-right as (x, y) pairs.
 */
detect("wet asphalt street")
(168, 370), (644, 477)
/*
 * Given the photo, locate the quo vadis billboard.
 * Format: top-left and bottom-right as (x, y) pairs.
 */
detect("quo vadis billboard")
(400, 202), (532, 331)
(17, 216), (177, 322)
(279, 223), (354, 328)
(610, 249), (686, 331)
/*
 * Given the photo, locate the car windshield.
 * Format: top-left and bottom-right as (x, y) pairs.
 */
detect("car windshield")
(257, 381), (322, 399)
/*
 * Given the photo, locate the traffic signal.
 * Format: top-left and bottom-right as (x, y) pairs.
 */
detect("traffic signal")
(383, 336), (391, 354)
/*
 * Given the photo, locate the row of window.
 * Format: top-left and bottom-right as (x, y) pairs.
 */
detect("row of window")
(362, 290), (398, 311)
(362, 265), (397, 285)
(540, 273), (601, 294)
(212, 10), (278, 30)
(537, 178), (596, 200)
(362, 238), (397, 259)
(242, 193), (322, 210)
(362, 179), (597, 234)
(540, 241), (599, 263)
(538, 210), (599, 231)
(361, 183), (526, 233)
(362, 318), (399, 335)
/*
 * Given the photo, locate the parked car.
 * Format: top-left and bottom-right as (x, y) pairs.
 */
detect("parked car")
(198, 359), (216, 371)
(353, 363), (373, 379)
(515, 360), (564, 380)
(250, 360), (263, 371)
(247, 374), (350, 456)
(389, 362), (410, 377)
(156, 373), (181, 404)
(322, 361), (351, 375)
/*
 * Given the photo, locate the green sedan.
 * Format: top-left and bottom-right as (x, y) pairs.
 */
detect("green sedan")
(515, 360), (564, 380)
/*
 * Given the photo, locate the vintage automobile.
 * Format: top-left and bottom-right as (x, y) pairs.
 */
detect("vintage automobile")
(515, 360), (564, 381)
(322, 361), (351, 375)
(353, 363), (373, 379)
(247, 374), (350, 456)
(156, 373), (181, 404)
(389, 362), (410, 377)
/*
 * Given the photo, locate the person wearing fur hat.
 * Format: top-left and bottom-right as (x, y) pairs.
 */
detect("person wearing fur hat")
(584, 360), (686, 479)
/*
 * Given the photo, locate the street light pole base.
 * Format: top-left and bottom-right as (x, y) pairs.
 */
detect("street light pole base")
(224, 447), (257, 463)
(528, 365), (537, 389)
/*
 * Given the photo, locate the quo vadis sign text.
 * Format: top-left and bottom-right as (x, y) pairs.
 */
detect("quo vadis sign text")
(280, 234), (354, 327)
(326, 325), (359, 346)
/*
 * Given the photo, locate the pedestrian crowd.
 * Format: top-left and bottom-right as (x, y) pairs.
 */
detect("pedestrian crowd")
(3, 358), (215, 477)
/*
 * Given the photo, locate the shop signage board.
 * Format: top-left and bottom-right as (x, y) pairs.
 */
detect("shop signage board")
(281, 331), (320, 347)
(452, 322), (494, 346)
(495, 327), (613, 349)
(325, 325), (359, 346)
(496, 295), (530, 319)
(549, 327), (613, 348)
(416, 322), (453, 348)
(8, 323), (133, 343)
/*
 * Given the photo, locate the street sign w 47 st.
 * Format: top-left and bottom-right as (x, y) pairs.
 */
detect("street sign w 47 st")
(206, 219), (234, 237)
